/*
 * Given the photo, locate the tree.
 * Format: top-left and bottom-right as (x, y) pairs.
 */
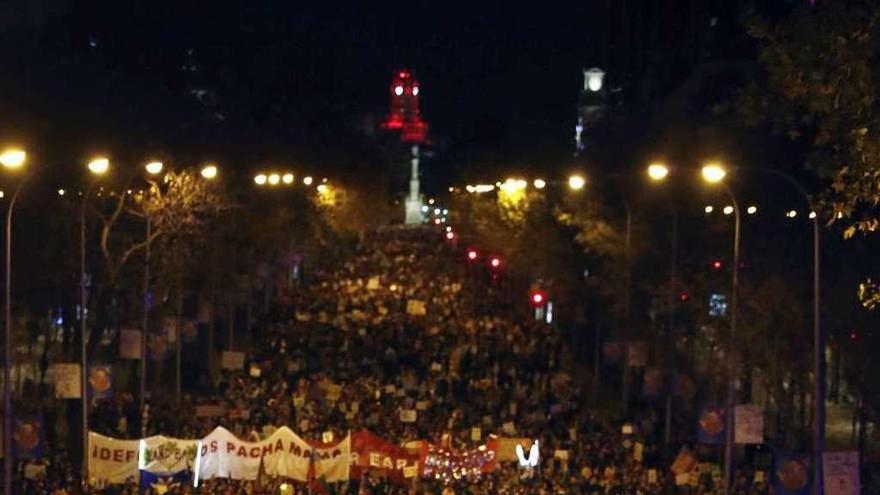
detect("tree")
(90, 170), (223, 344)
(741, 1), (880, 307)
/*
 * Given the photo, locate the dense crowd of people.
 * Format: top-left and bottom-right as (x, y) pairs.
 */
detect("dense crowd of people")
(20, 227), (794, 493)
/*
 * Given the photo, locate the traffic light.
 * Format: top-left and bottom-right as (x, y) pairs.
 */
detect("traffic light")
(530, 290), (547, 307)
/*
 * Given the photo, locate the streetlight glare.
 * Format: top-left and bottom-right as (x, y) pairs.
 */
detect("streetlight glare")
(786, 210), (798, 218)
(254, 174), (267, 185)
(268, 173), (281, 185)
(316, 184), (329, 194)
(87, 158), (110, 176)
(533, 179), (546, 189)
(701, 163), (726, 183)
(145, 161), (164, 175)
(282, 173), (294, 184)
(704, 205), (714, 214)
(723, 205), (734, 215)
(303, 176), (314, 186)
(647, 163), (669, 181)
(809, 211), (817, 219)
(200, 165), (218, 180)
(746, 205), (757, 215)
(568, 175), (586, 191)
(0, 149), (26, 169)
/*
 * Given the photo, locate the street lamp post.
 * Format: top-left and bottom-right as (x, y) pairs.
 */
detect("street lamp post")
(646, 162), (677, 447)
(140, 161), (164, 434)
(569, 173), (632, 415)
(80, 157), (110, 482)
(702, 164), (741, 493)
(1, 148), (26, 495)
(739, 167), (824, 495)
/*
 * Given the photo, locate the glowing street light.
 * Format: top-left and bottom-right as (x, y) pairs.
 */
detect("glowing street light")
(268, 173), (280, 186)
(200, 164), (218, 180)
(254, 174), (267, 186)
(533, 179), (546, 189)
(303, 176), (314, 186)
(467, 249), (479, 261)
(0, 149), (26, 169)
(705, 205), (714, 214)
(723, 205), (734, 215)
(282, 173), (294, 185)
(145, 161), (164, 175)
(702, 163), (727, 183)
(647, 163), (669, 181)
(568, 175), (586, 191)
(786, 209), (798, 218)
(746, 205), (757, 215)
(809, 211), (817, 219)
(57, 189), (65, 196)
(87, 157), (110, 176)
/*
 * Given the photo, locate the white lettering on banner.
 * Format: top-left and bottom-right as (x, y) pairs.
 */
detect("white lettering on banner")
(313, 434), (350, 482)
(141, 436), (199, 474)
(515, 440), (539, 468)
(88, 432), (139, 485)
(198, 427), (311, 481)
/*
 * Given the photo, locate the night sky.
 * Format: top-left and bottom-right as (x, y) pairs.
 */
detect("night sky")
(0, 1), (794, 178)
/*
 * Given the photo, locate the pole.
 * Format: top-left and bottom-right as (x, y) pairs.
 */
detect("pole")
(812, 216), (824, 495)
(4, 183), (23, 495)
(722, 184), (741, 493)
(622, 199), (632, 415)
(139, 217), (150, 436)
(594, 322), (600, 401)
(743, 166), (823, 494)
(664, 208), (678, 446)
(80, 191), (90, 482)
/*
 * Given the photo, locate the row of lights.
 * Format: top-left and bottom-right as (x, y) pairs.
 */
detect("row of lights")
(253, 173), (321, 187)
(704, 204), (816, 218)
(0, 149), (219, 183)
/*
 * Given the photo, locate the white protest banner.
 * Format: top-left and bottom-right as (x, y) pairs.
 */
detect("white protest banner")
(734, 405), (763, 444)
(88, 432), (139, 485)
(824, 451), (859, 495)
(49, 363), (81, 399)
(399, 410), (417, 423)
(141, 435), (199, 474)
(199, 427), (311, 482)
(313, 433), (350, 482)
(119, 330), (142, 359)
(221, 351), (245, 370)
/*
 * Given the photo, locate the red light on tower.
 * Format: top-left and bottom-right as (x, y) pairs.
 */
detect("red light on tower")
(382, 69), (428, 143)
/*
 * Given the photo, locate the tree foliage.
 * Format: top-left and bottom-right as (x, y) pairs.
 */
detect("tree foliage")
(742, 1), (880, 307)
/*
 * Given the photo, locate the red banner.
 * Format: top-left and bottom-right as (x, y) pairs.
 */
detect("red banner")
(351, 431), (422, 480)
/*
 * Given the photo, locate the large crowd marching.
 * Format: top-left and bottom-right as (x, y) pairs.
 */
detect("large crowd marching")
(20, 227), (792, 493)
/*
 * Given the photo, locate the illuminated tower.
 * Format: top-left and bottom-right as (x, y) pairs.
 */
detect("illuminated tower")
(382, 69), (429, 225)
(575, 67), (606, 156)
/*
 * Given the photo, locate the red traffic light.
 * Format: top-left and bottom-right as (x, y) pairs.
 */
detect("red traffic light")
(489, 256), (502, 269)
(466, 249), (479, 261)
(530, 291), (546, 306)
